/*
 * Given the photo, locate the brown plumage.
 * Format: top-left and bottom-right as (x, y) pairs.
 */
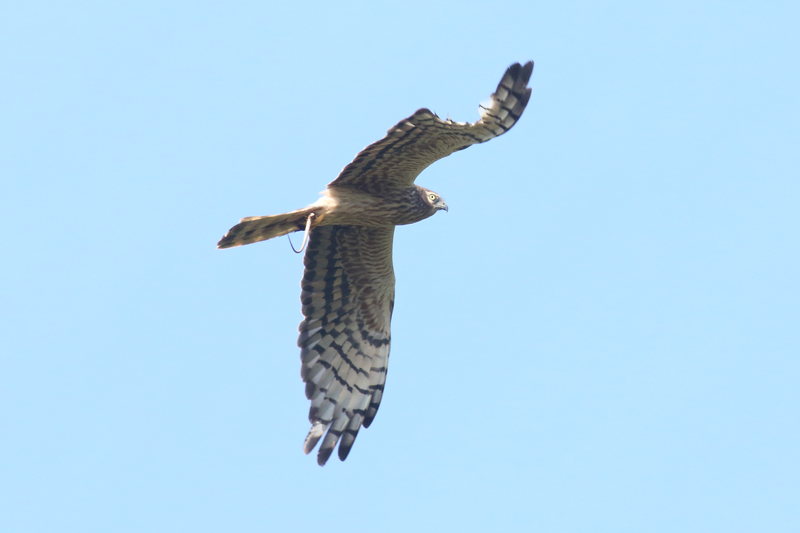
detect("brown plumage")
(218, 61), (534, 465)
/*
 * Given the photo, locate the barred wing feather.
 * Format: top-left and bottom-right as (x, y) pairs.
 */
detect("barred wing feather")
(329, 61), (533, 193)
(298, 225), (395, 465)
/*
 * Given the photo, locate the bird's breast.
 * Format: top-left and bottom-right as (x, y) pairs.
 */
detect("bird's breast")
(316, 187), (434, 227)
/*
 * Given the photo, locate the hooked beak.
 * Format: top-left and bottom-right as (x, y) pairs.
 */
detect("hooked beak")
(438, 202), (449, 213)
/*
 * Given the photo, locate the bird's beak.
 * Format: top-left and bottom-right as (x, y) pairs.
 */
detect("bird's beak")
(440, 203), (449, 212)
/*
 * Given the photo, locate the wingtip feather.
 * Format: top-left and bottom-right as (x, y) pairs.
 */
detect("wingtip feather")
(303, 422), (327, 455)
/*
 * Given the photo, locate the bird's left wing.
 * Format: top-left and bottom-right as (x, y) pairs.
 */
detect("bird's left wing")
(298, 225), (395, 465)
(328, 61), (533, 193)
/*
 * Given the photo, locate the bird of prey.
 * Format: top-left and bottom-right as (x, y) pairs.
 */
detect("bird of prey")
(218, 61), (534, 465)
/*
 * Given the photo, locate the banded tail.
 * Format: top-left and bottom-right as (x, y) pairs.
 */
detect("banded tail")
(217, 206), (318, 249)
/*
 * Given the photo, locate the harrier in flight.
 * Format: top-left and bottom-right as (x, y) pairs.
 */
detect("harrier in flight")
(218, 61), (534, 465)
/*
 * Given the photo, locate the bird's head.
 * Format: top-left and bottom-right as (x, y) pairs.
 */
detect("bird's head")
(421, 187), (448, 213)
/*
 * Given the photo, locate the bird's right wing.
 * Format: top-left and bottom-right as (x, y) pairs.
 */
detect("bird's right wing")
(328, 61), (533, 193)
(297, 225), (395, 466)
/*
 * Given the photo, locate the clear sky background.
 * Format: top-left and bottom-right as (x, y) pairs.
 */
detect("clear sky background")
(2, 1), (798, 531)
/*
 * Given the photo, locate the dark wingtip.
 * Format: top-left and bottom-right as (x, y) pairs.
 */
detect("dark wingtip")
(317, 445), (334, 466)
(507, 61), (533, 85)
(338, 441), (353, 461)
(520, 87), (532, 109)
(363, 404), (379, 428)
(304, 380), (316, 400)
(521, 60), (534, 82)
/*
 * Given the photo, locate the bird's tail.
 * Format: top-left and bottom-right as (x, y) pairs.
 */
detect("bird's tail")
(217, 206), (318, 249)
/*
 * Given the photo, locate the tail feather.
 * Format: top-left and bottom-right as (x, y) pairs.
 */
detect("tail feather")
(217, 207), (317, 249)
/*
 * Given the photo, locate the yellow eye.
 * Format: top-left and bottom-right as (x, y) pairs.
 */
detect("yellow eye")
(429, 194), (437, 201)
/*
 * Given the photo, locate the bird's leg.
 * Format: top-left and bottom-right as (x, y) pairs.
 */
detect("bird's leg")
(288, 212), (316, 253)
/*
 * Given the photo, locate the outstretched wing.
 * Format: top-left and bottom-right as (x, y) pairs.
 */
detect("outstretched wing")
(329, 61), (534, 193)
(297, 225), (395, 465)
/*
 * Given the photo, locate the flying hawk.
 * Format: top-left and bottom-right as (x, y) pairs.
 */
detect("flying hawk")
(218, 61), (534, 465)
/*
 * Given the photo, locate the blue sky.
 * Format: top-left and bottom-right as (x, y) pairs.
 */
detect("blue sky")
(2, 1), (798, 531)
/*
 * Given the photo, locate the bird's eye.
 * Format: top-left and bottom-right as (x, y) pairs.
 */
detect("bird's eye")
(429, 194), (437, 201)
